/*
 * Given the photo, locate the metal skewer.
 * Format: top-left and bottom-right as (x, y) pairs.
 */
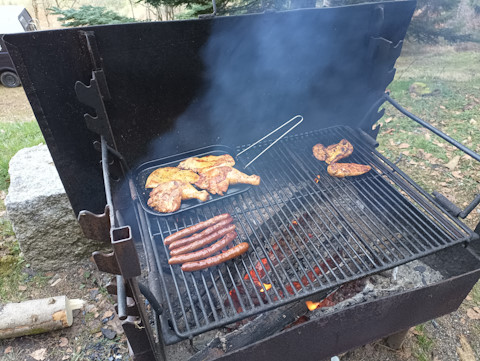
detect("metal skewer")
(237, 114), (304, 169)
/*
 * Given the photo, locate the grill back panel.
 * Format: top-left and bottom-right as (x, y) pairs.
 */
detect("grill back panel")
(4, 1), (416, 215)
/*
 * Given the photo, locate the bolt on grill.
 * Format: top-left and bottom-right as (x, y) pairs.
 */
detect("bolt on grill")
(135, 125), (476, 342)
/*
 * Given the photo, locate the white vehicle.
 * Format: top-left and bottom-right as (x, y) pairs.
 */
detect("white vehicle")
(0, 6), (36, 87)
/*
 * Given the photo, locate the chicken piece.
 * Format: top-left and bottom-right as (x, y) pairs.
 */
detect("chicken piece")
(195, 167), (231, 196)
(147, 181), (209, 213)
(195, 166), (261, 195)
(227, 167), (261, 186)
(178, 154), (235, 172)
(147, 181), (183, 213)
(312, 143), (327, 161)
(324, 139), (354, 164)
(145, 167), (199, 188)
(179, 183), (210, 202)
(327, 163), (371, 178)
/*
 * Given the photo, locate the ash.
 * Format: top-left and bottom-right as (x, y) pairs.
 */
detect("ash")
(311, 259), (444, 318)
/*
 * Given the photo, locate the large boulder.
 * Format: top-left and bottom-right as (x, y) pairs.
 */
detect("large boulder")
(5, 144), (103, 271)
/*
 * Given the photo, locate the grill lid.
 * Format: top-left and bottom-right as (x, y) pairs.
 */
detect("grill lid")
(4, 1), (416, 216)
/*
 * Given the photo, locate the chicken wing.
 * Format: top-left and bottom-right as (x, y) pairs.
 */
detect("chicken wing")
(145, 167), (199, 188)
(327, 163), (371, 178)
(147, 181), (209, 213)
(178, 155), (235, 172)
(324, 139), (354, 164)
(195, 166), (261, 195)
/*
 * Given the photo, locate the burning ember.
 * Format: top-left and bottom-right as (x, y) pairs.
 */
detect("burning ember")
(314, 175), (321, 183)
(260, 283), (272, 292)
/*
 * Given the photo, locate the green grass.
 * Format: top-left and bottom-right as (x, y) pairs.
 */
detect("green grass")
(412, 324), (435, 361)
(0, 121), (44, 191)
(376, 46), (480, 230)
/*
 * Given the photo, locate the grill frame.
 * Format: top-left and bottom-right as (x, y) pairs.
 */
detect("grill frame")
(135, 125), (476, 342)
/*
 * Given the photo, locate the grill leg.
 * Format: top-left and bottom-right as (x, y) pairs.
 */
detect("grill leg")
(385, 328), (410, 350)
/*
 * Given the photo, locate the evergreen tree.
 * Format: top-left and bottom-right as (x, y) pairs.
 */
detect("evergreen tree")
(49, 6), (135, 27)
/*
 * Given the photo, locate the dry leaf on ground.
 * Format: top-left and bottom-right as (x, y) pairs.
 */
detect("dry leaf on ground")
(30, 348), (47, 361)
(59, 337), (69, 347)
(385, 117), (393, 123)
(452, 171), (463, 179)
(398, 143), (410, 149)
(466, 308), (480, 320)
(4, 346), (13, 354)
(457, 335), (475, 361)
(445, 156), (461, 171)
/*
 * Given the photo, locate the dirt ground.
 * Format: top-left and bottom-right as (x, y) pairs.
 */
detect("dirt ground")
(1, 44), (480, 361)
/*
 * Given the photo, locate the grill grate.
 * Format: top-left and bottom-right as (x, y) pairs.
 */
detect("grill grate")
(140, 125), (475, 342)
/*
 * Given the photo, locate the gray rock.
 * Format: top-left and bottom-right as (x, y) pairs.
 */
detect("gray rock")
(5, 145), (104, 271)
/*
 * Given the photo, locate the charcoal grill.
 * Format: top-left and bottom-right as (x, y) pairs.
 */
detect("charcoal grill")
(4, 1), (480, 360)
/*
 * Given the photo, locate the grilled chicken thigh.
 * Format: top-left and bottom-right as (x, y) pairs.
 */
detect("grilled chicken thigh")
(145, 167), (199, 188)
(195, 166), (261, 195)
(178, 154), (235, 172)
(147, 181), (209, 213)
(195, 167), (231, 195)
(327, 163), (371, 178)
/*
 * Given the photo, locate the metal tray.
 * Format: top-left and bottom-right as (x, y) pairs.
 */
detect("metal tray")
(133, 145), (252, 217)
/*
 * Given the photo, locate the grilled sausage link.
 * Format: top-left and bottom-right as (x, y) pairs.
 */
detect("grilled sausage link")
(168, 231), (237, 265)
(164, 213), (230, 245)
(181, 242), (249, 272)
(169, 216), (233, 250)
(169, 224), (236, 256)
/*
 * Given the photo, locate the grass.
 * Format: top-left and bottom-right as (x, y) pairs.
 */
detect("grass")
(0, 121), (44, 191)
(412, 324), (435, 361)
(376, 44), (480, 230)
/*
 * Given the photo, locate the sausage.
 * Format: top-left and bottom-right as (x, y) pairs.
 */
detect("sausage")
(164, 213), (230, 245)
(169, 216), (233, 250)
(169, 224), (236, 256)
(181, 242), (250, 272)
(168, 231), (237, 265)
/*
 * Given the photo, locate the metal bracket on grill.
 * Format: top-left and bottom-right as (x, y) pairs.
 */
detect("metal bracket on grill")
(75, 31), (117, 149)
(92, 226), (141, 278)
(111, 226), (142, 279)
(77, 205), (111, 242)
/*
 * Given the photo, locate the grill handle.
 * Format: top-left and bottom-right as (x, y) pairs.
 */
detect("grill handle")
(237, 114), (304, 169)
(385, 93), (480, 219)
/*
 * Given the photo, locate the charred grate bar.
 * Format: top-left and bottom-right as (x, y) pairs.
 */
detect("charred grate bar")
(141, 125), (476, 342)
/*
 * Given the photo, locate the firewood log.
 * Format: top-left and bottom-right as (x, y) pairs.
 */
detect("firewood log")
(0, 296), (84, 339)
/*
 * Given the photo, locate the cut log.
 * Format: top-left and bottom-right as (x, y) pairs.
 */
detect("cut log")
(0, 296), (85, 339)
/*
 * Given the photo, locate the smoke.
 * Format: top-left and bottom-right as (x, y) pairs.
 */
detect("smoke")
(142, 4), (402, 163)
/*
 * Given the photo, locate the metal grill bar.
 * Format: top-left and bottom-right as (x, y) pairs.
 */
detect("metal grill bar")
(142, 126), (476, 342)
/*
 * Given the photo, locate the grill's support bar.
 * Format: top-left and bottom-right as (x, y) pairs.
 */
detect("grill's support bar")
(385, 93), (480, 220)
(91, 135), (162, 360)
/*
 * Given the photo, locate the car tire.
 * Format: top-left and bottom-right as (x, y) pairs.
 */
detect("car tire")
(0, 71), (21, 88)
